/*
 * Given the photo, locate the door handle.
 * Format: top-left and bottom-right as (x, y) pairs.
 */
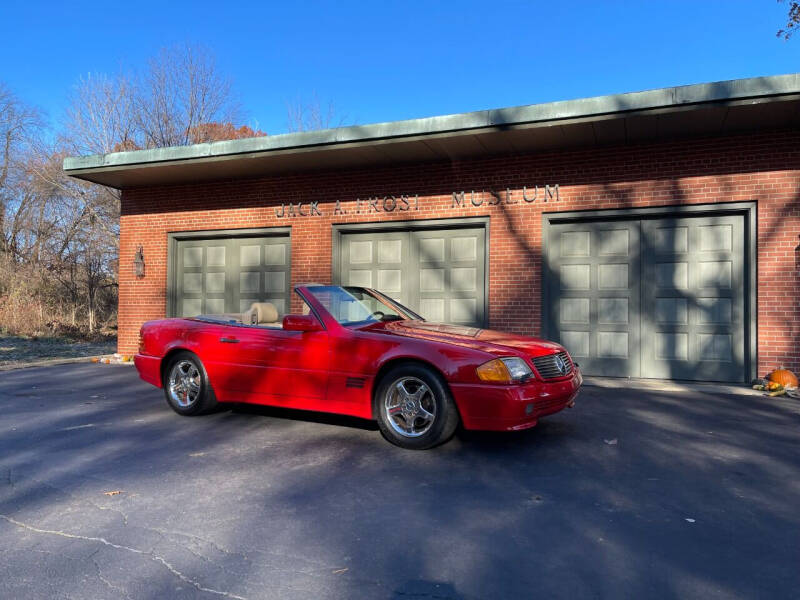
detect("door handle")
(219, 337), (239, 343)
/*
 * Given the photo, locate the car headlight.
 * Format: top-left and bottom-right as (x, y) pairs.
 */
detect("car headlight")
(476, 357), (533, 383)
(501, 357), (533, 381)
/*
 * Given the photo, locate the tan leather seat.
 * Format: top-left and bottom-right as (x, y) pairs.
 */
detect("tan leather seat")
(243, 302), (281, 327)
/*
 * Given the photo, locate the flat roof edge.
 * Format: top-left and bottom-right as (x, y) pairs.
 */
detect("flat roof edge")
(63, 73), (800, 174)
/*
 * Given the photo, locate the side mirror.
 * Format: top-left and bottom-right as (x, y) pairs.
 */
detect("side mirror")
(282, 314), (322, 332)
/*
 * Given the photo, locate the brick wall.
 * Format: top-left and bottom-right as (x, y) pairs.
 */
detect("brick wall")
(119, 130), (800, 377)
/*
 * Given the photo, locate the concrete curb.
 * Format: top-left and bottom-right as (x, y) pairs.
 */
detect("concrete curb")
(583, 376), (764, 396)
(0, 356), (133, 372)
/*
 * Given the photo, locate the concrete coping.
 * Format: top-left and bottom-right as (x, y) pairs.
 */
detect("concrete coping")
(583, 376), (768, 397)
(63, 73), (800, 174)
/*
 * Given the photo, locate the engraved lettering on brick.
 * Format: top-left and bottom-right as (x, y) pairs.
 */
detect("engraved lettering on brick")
(522, 186), (538, 202)
(382, 196), (397, 211)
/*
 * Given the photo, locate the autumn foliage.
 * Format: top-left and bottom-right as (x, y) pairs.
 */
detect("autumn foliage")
(111, 139), (140, 153)
(189, 122), (267, 144)
(110, 123), (267, 152)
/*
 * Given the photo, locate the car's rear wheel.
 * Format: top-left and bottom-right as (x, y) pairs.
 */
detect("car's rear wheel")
(374, 363), (459, 449)
(163, 351), (217, 416)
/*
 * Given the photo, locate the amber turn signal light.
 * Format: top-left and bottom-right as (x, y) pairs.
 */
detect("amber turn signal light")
(477, 357), (534, 383)
(476, 359), (512, 383)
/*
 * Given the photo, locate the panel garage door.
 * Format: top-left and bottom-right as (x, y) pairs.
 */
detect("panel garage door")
(339, 227), (486, 327)
(172, 233), (291, 318)
(545, 214), (747, 382)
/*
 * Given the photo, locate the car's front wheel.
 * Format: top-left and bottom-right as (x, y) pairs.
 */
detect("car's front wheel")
(374, 364), (459, 449)
(163, 351), (217, 415)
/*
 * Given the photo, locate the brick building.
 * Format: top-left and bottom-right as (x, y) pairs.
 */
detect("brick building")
(64, 74), (800, 383)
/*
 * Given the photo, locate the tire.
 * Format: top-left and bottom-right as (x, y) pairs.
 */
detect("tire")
(162, 351), (218, 416)
(374, 363), (459, 450)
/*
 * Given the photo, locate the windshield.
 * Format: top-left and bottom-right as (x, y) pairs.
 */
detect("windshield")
(304, 286), (421, 326)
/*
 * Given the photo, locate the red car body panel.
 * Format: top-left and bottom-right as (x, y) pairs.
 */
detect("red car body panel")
(135, 286), (581, 431)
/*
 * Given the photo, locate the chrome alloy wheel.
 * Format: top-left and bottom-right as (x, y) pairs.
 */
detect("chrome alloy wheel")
(384, 376), (436, 438)
(168, 360), (202, 408)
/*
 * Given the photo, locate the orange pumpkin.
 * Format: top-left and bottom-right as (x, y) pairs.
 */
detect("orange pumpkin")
(769, 368), (798, 389)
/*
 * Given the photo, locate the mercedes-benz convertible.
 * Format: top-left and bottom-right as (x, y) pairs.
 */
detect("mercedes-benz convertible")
(135, 285), (581, 449)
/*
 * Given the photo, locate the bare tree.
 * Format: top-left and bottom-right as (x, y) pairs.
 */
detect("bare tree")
(134, 45), (242, 147)
(53, 44), (246, 254)
(52, 44), (248, 253)
(0, 82), (118, 337)
(63, 72), (138, 156)
(0, 84), (42, 253)
(64, 45), (244, 152)
(286, 93), (347, 132)
(0, 45), (252, 339)
(28, 146), (120, 248)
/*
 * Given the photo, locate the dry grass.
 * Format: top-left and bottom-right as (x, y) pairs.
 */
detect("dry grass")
(0, 334), (116, 368)
(0, 256), (117, 341)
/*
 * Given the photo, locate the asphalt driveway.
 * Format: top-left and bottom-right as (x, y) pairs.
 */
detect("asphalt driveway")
(0, 364), (798, 600)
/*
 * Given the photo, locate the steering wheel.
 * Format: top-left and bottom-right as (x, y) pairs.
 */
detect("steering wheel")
(371, 311), (385, 320)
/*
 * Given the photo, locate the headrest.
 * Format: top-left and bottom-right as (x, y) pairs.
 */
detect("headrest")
(247, 302), (279, 324)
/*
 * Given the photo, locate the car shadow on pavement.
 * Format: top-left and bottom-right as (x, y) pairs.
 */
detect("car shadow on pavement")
(228, 402), (380, 431)
(226, 400), (576, 452)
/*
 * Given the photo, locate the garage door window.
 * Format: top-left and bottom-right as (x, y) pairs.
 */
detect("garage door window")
(171, 233), (291, 319)
(339, 226), (487, 328)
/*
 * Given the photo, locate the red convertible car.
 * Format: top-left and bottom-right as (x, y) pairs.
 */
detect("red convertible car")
(135, 285), (581, 449)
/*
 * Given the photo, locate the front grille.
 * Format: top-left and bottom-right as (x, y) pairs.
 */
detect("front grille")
(531, 351), (573, 380)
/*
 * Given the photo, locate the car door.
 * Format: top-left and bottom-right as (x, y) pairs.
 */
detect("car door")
(204, 320), (330, 406)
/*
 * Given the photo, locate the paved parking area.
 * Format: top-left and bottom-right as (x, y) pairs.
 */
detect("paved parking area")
(0, 363), (798, 599)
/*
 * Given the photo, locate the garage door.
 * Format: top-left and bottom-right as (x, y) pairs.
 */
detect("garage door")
(339, 227), (486, 327)
(545, 214), (746, 382)
(171, 233), (291, 317)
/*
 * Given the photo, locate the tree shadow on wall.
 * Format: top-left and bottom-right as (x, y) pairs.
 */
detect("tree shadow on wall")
(532, 177), (791, 382)
(120, 127), (797, 217)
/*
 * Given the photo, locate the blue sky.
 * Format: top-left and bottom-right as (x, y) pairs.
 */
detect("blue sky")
(1, 1), (797, 136)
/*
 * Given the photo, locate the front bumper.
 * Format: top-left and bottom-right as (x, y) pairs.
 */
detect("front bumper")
(451, 368), (582, 431)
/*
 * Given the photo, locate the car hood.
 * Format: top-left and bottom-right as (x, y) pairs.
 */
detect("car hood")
(380, 320), (565, 358)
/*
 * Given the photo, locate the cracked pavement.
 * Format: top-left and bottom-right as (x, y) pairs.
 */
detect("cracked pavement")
(0, 364), (799, 599)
